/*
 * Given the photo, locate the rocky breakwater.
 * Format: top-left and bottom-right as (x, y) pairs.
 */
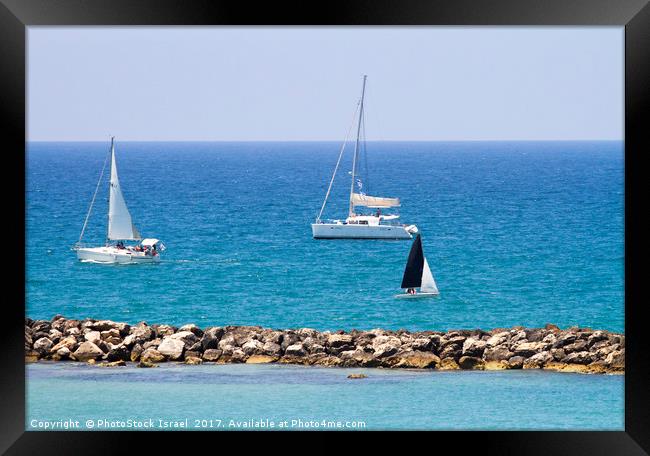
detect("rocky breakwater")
(25, 316), (625, 374)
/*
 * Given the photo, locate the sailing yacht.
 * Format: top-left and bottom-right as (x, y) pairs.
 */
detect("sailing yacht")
(311, 75), (418, 239)
(74, 137), (165, 264)
(395, 234), (439, 298)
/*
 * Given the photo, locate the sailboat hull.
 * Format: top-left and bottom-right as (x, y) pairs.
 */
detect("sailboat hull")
(312, 223), (413, 239)
(76, 247), (160, 264)
(394, 292), (440, 299)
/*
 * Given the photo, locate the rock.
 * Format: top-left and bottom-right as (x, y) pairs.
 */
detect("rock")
(587, 331), (608, 347)
(439, 344), (462, 360)
(179, 324), (204, 337)
(130, 344), (144, 362)
(462, 338), (487, 357)
(311, 355), (343, 367)
(168, 331), (199, 348)
(105, 344), (130, 362)
(185, 356), (203, 365)
(157, 338), (185, 360)
(140, 348), (165, 364)
(285, 343), (307, 357)
(524, 328), (546, 342)
(485, 332), (509, 348)
(373, 343), (399, 358)
(551, 348), (566, 361)
(327, 334), (353, 348)
(230, 348), (248, 363)
(50, 336), (78, 353)
(393, 351), (440, 369)
(511, 341), (549, 358)
(458, 356), (485, 370)
(143, 338), (161, 349)
(347, 373), (367, 379)
(523, 351), (553, 369)
(438, 358), (460, 370)
(202, 349), (223, 362)
(552, 333), (577, 349)
(242, 339), (265, 355)
(604, 350), (624, 371)
(97, 360), (126, 367)
(563, 351), (593, 365)
(154, 324), (176, 338)
(84, 331), (102, 345)
(507, 356), (525, 369)
(72, 341), (105, 362)
(88, 320), (130, 336)
(262, 341), (282, 356)
(484, 360), (509, 370)
(33, 337), (53, 353)
(483, 346), (514, 362)
(246, 355), (278, 364)
(562, 340), (588, 354)
(56, 346), (71, 360)
(25, 351), (39, 363)
(137, 360), (159, 368)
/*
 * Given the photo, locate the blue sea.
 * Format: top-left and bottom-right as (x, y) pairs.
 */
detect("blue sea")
(27, 363), (624, 431)
(26, 140), (624, 430)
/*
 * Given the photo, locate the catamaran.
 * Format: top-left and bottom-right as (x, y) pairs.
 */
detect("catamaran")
(74, 137), (165, 264)
(312, 75), (418, 239)
(395, 234), (439, 298)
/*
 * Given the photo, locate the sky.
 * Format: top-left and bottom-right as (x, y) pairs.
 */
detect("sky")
(27, 27), (623, 141)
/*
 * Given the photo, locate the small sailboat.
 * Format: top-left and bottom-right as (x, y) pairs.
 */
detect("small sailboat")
(74, 137), (165, 264)
(395, 234), (439, 298)
(312, 75), (418, 239)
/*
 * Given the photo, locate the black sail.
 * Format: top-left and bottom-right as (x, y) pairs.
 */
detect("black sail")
(401, 234), (424, 289)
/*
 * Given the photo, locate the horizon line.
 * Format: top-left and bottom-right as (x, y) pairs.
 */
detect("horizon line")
(26, 138), (624, 143)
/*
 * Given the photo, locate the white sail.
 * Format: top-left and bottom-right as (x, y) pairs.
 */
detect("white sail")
(420, 258), (439, 294)
(107, 143), (141, 241)
(351, 193), (401, 208)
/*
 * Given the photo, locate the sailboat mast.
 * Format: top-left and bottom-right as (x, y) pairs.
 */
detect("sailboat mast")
(105, 136), (114, 246)
(349, 75), (367, 218)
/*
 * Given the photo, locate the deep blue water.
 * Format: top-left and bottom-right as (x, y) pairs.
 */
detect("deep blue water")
(27, 363), (624, 431)
(26, 140), (624, 332)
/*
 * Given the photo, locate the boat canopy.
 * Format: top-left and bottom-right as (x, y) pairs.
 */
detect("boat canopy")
(351, 193), (401, 208)
(140, 238), (161, 247)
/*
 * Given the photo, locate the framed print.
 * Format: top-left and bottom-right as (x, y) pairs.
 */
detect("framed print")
(2, 0), (649, 452)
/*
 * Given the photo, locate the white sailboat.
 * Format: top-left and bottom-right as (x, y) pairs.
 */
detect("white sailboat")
(312, 75), (418, 239)
(74, 137), (165, 264)
(395, 234), (439, 298)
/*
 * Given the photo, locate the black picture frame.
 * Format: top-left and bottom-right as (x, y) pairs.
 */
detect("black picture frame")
(3, 0), (648, 452)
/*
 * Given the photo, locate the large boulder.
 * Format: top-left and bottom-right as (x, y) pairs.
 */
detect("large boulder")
(511, 341), (549, 358)
(179, 324), (204, 337)
(50, 336), (78, 353)
(202, 349), (223, 362)
(392, 351), (440, 369)
(157, 338), (185, 360)
(483, 346), (514, 362)
(327, 334), (353, 348)
(141, 348), (165, 363)
(201, 327), (224, 350)
(458, 356), (484, 370)
(33, 337), (53, 354)
(242, 339), (265, 355)
(563, 351), (593, 365)
(168, 331), (199, 349)
(485, 332), (509, 348)
(285, 343), (307, 357)
(604, 349), (625, 371)
(84, 331), (102, 345)
(523, 351), (553, 369)
(462, 338), (487, 357)
(105, 344), (130, 362)
(72, 341), (105, 362)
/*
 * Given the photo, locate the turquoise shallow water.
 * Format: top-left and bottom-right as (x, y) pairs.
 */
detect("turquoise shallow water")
(26, 140), (624, 332)
(27, 363), (623, 431)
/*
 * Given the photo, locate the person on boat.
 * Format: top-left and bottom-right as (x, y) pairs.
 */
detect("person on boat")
(407, 288), (416, 295)
(116, 241), (125, 250)
(376, 209), (382, 217)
